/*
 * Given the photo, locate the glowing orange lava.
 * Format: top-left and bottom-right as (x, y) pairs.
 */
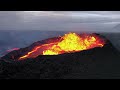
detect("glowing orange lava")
(7, 48), (20, 52)
(19, 32), (105, 60)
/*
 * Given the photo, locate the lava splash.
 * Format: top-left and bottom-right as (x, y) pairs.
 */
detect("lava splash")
(19, 32), (105, 60)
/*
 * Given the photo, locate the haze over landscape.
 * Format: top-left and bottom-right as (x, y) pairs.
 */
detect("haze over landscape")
(0, 11), (120, 79)
(0, 11), (120, 56)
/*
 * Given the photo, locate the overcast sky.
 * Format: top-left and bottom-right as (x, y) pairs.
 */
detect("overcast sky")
(0, 11), (120, 32)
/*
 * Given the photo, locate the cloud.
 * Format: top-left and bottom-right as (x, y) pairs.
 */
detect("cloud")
(0, 11), (120, 32)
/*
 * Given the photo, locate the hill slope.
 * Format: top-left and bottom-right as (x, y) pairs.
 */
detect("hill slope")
(0, 33), (120, 79)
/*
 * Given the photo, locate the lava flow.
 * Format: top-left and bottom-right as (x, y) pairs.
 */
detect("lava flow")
(19, 32), (105, 60)
(7, 48), (20, 52)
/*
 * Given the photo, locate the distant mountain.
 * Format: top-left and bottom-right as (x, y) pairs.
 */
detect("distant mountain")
(113, 24), (120, 31)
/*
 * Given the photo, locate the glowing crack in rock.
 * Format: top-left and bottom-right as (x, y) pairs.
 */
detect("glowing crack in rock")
(19, 32), (105, 60)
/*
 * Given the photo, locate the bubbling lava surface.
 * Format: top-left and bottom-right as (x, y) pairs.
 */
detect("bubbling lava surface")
(19, 32), (105, 60)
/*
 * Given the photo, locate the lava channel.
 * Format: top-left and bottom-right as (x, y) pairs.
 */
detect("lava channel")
(19, 32), (105, 60)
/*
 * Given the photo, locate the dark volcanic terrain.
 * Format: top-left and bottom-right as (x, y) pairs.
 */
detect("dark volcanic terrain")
(0, 33), (120, 79)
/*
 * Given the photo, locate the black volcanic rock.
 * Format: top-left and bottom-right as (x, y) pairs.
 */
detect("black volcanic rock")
(0, 34), (120, 79)
(1, 36), (61, 61)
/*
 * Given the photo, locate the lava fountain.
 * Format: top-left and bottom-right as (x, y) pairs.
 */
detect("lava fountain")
(19, 32), (105, 60)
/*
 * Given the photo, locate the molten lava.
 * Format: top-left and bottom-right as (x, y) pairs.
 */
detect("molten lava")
(7, 48), (20, 52)
(19, 32), (105, 60)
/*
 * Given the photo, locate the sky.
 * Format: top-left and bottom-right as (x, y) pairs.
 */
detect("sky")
(0, 11), (120, 32)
